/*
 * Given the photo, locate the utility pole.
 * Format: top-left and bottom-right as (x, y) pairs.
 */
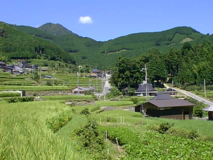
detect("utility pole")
(141, 64), (148, 101)
(96, 74), (98, 93)
(77, 67), (80, 87)
(145, 64), (148, 101)
(89, 78), (91, 87)
(204, 79), (207, 98)
(172, 80), (173, 95)
(104, 70), (106, 101)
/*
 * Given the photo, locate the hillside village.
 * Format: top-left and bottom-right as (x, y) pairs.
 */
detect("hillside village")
(1, 21), (213, 159)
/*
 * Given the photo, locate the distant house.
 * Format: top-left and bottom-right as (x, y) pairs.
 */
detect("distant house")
(89, 73), (97, 78)
(166, 88), (177, 95)
(135, 93), (194, 120)
(72, 86), (95, 95)
(135, 82), (157, 96)
(91, 68), (99, 73)
(44, 75), (52, 79)
(0, 62), (6, 68)
(203, 106), (213, 120)
(3, 65), (24, 74)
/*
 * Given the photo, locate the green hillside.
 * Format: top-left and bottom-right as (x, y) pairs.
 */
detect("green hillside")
(0, 22), (75, 64)
(70, 27), (206, 68)
(3, 22), (212, 69)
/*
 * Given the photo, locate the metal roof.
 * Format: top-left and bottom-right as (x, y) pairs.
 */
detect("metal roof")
(147, 99), (194, 108)
(136, 83), (156, 93)
(203, 105), (213, 111)
(151, 92), (174, 100)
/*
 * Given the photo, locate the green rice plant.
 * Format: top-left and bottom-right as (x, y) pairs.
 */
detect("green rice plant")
(42, 95), (94, 101)
(90, 106), (101, 112)
(4, 96), (34, 103)
(0, 101), (84, 159)
(46, 111), (73, 133)
(96, 101), (134, 107)
(0, 92), (21, 97)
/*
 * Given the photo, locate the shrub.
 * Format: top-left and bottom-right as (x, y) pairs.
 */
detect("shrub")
(90, 106), (100, 112)
(5, 97), (34, 103)
(0, 92), (21, 97)
(187, 130), (198, 139)
(158, 122), (173, 134)
(73, 118), (107, 159)
(80, 108), (90, 115)
(130, 97), (139, 104)
(46, 111), (72, 133)
(84, 90), (93, 95)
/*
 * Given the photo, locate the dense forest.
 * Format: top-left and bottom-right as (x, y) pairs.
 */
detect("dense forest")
(110, 40), (213, 91)
(0, 22), (75, 64)
(7, 22), (212, 69)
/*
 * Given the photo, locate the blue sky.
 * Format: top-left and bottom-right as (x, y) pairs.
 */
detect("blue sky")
(1, 0), (213, 41)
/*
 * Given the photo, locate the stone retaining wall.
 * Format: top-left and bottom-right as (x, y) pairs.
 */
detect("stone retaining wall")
(25, 90), (73, 96)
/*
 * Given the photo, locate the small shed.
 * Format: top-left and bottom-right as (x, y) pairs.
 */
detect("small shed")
(135, 93), (194, 120)
(135, 83), (157, 96)
(203, 106), (213, 120)
(72, 86), (95, 95)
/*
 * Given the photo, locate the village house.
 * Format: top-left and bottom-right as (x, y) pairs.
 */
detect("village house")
(135, 82), (157, 96)
(166, 88), (177, 95)
(135, 92), (194, 120)
(72, 86), (95, 95)
(3, 65), (24, 74)
(203, 106), (213, 120)
(0, 62), (6, 68)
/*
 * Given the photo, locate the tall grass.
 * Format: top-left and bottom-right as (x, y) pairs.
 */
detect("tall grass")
(0, 101), (84, 159)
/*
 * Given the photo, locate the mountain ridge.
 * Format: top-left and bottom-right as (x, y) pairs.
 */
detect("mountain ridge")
(2, 21), (212, 68)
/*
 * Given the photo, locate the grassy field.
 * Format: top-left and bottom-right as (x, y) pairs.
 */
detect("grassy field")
(0, 100), (85, 159)
(1, 97), (213, 159)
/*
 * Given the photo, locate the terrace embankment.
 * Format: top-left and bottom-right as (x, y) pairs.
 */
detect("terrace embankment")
(25, 90), (73, 96)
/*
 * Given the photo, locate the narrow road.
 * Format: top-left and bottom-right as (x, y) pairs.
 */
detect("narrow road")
(95, 74), (112, 98)
(164, 84), (213, 106)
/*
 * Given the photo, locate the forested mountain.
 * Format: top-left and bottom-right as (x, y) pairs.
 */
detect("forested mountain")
(2, 22), (213, 69)
(0, 22), (75, 64)
(38, 23), (78, 36)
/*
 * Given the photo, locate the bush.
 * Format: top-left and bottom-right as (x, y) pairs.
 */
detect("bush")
(5, 97), (34, 103)
(80, 108), (90, 115)
(158, 122), (173, 134)
(73, 118), (107, 159)
(130, 97), (139, 104)
(46, 111), (72, 133)
(187, 130), (198, 139)
(0, 92), (21, 97)
(90, 106), (100, 112)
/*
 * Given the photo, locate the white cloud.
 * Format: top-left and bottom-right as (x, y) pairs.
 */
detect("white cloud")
(79, 16), (93, 24)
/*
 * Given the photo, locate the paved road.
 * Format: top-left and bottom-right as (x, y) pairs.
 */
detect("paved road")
(164, 84), (213, 106)
(95, 74), (112, 98)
